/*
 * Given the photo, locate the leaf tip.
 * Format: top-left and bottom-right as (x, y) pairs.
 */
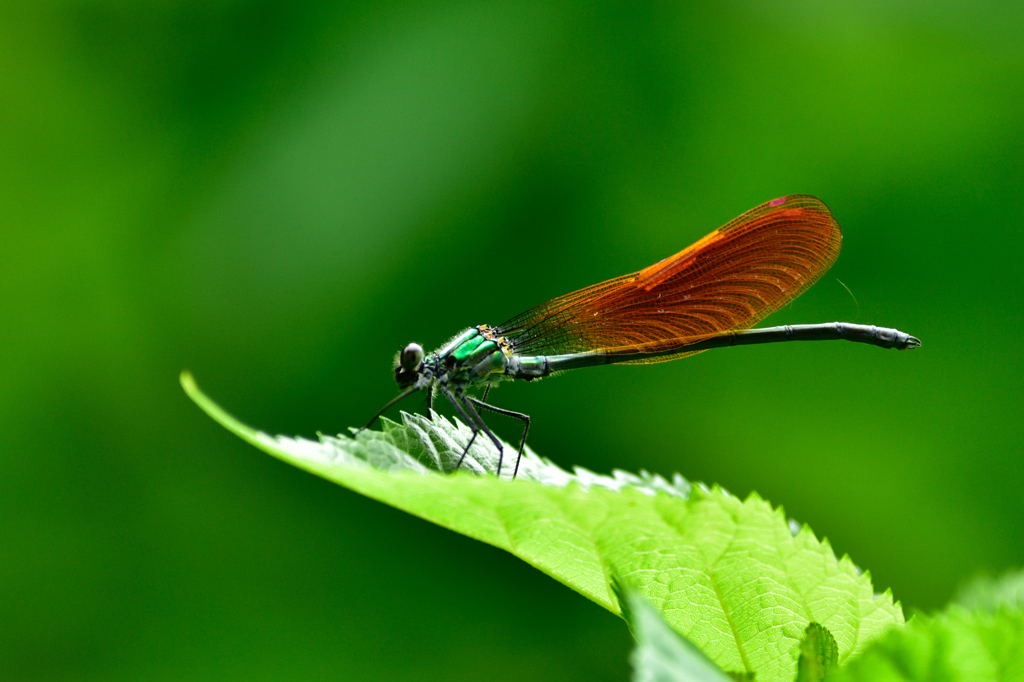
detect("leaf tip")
(796, 622), (839, 681)
(180, 369), (197, 394)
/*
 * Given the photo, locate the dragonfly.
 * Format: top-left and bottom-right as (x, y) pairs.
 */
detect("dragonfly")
(361, 195), (920, 479)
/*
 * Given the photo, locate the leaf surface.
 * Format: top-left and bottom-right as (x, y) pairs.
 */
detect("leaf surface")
(182, 372), (904, 682)
(955, 568), (1024, 614)
(620, 581), (738, 682)
(826, 607), (1024, 681)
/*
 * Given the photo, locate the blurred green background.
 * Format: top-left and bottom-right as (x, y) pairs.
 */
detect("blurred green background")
(3, 1), (1023, 679)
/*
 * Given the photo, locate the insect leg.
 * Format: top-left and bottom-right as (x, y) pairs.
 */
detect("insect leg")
(458, 395), (506, 477)
(425, 385), (434, 420)
(481, 384), (492, 403)
(441, 386), (479, 472)
(356, 386), (420, 434)
(466, 397), (530, 480)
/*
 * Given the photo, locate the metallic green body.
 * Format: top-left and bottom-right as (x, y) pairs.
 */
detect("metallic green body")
(433, 322), (919, 388)
(441, 328), (509, 387)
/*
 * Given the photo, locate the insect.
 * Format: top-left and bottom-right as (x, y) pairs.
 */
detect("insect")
(361, 195), (920, 479)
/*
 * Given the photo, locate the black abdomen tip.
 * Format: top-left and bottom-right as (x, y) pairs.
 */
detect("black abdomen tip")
(902, 335), (922, 350)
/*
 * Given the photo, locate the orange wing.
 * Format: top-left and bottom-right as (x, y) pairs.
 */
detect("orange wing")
(496, 195), (842, 363)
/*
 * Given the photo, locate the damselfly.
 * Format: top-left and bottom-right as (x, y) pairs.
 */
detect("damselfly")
(361, 195), (919, 478)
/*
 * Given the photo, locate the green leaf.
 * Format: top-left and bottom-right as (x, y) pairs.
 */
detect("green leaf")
(181, 372), (904, 682)
(954, 568), (1024, 614)
(825, 607), (1024, 681)
(796, 623), (839, 682)
(619, 580), (740, 682)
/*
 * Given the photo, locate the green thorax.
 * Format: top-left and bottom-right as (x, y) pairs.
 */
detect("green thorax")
(438, 325), (513, 385)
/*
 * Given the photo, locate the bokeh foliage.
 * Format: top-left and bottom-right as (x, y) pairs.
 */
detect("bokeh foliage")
(2, 1), (1023, 680)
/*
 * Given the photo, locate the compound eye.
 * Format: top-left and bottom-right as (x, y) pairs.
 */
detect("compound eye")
(400, 343), (424, 371)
